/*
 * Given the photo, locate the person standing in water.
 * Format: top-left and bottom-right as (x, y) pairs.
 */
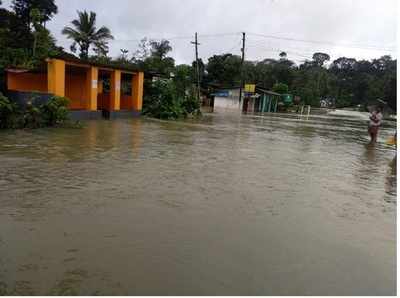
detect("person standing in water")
(368, 106), (383, 144)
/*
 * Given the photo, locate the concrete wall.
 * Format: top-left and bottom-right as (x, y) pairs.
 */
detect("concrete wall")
(65, 72), (88, 110)
(132, 72), (144, 111)
(6, 90), (53, 108)
(7, 72), (48, 93)
(213, 89), (243, 111)
(47, 59), (65, 97)
(214, 97), (241, 110)
(98, 92), (110, 111)
(121, 94), (133, 110)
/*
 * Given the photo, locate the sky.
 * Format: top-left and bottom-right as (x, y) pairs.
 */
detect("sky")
(2, 0), (398, 65)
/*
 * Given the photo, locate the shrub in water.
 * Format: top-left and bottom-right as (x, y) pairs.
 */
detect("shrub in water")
(181, 87), (201, 116)
(0, 92), (22, 129)
(24, 101), (43, 128)
(40, 96), (70, 126)
(143, 80), (201, 120)
(0, 94), (70, 129)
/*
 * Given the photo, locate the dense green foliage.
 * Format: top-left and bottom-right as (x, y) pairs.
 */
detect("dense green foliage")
(0, 93), (70, 129)
(40, 96), (70, 126)
(143, 80), (200, 120)
(129, 39), (203, 120)
(132, 39), (175, 75)
(0, 92), (20, 128)
(272, 83), (289, 94)
(12, 0), (57, 25)
(0, 0), (59, 70)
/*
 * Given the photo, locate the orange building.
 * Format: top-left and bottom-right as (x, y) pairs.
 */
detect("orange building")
(6, 54), (144, 119)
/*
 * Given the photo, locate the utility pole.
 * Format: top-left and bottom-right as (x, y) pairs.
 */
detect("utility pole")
(191, 32), (201, 103)
(238, 32), (246, 104)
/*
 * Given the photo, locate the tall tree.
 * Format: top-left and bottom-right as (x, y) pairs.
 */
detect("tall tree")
(173, 64), (194, 97)
(12, 0), (57, 26)
(312, 52), (330, 67)
(132, 38), (150, 62)
(279, 52), (287, 60)
(384, 76), (396, 111)
(62, 10), (114, 59)
(142, 39), (175, 74)
(206, 54), (242, 86)
(149, 40), (172, 59)
(29, 7), (57, 60)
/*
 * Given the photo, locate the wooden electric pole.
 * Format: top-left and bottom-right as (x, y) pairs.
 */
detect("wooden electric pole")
(191, 32), (201, 102)
(239, 32), (246, 104)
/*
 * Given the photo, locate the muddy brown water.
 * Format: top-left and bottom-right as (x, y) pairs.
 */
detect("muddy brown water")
(0, 111), (396, 295)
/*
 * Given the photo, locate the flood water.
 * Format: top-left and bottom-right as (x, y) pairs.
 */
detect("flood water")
(0, 111), (396, 295)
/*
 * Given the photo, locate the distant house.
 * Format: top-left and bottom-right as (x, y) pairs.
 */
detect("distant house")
(210, 86), (281, 113)
(253, 88), (282, 113)
(212, 88), (242, 110)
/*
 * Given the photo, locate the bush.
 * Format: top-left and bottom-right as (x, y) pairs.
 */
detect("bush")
(181, 87), (201, 116)
(0, 94), (70, 129)
(143, 79), (201, 120)
(0, 92), (21, 128)
(272, 83), (289, 94)
(40, 96), (70, 126)
(24, 102), (43, 128)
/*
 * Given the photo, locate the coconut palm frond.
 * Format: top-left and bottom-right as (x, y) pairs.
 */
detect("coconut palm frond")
(62, 10), (113, 59)
(94, 27), (114, 40)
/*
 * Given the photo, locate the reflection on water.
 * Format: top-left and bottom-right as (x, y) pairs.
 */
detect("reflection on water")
(0, 112), (396, 295)
(385, 156), (397, 203)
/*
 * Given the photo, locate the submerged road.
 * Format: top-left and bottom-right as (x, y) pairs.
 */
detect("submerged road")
(0, 111), (396, 295)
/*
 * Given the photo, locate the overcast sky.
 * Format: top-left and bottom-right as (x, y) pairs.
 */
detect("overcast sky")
(3, 0), (398, 64)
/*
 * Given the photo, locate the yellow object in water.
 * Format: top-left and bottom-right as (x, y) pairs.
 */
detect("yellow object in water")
(386, 136), (396, 145)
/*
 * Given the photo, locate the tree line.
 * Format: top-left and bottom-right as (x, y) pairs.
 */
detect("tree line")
(0, 0), (396, 111)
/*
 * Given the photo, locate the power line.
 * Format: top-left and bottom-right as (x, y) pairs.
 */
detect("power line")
(198, 32), (241, 38)
(113, 36), (192, 43)
(247, 39), (393, 62)
(223, 39), (243, 54)
(246, 43), (313, 59)
(113, 32), (241, 43)
(247, 32), (396, 52)
(246, 39), (316, 55)
(247, 41), (314, 55)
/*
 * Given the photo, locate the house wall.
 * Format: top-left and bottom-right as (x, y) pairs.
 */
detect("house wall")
(214, 97), (241, 110)
(7, 72), (48, 93)
(132, 72), (144, 111)
(213, 89), (244, 111)
(65, 72), (88, 110)
(47, 59), (65, 97)
(98, 92), (110, 111)
(121, 94), (133, 110)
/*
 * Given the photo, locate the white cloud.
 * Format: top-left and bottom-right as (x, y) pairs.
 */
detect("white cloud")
(2, 0), (397, 64)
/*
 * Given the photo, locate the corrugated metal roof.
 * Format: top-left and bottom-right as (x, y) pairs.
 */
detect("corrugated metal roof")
(255, 87), (281, 96)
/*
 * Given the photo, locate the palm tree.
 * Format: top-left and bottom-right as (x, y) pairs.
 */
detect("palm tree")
(62, 10), (113, 59)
